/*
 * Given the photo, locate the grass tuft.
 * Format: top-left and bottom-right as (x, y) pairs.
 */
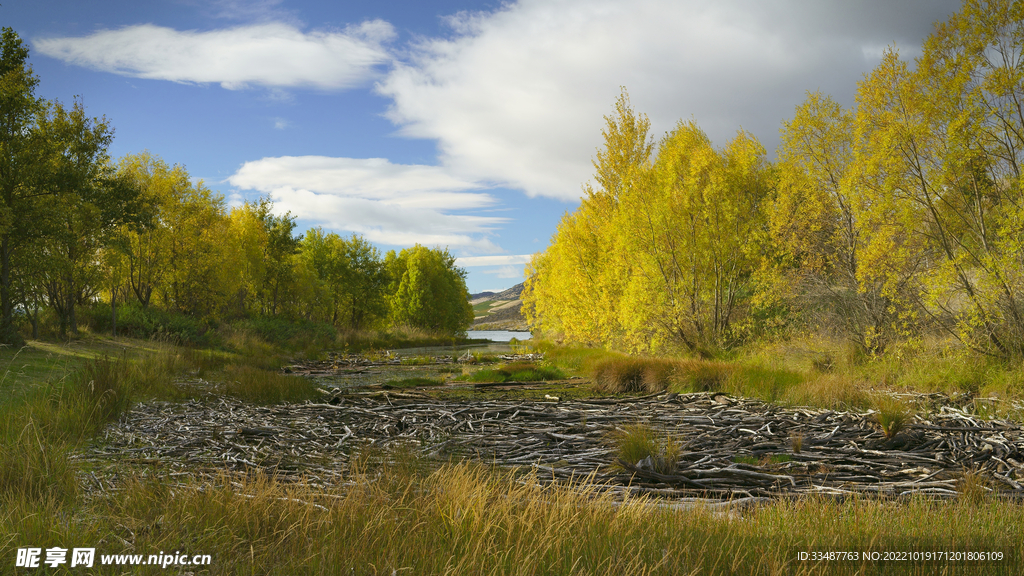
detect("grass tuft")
(614, 423), (679, 475)
(874, 395), (914, 439)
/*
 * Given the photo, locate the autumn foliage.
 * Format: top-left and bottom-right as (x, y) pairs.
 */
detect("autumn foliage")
(525, 0), (1024, 359)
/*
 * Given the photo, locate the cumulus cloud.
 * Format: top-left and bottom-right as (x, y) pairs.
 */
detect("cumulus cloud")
(34, 20), (395, 90)
(227, 156), (506, 251)
(377, 0), (959, 200)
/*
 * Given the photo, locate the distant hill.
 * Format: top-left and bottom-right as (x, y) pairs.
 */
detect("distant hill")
(468, 282), (528, 331)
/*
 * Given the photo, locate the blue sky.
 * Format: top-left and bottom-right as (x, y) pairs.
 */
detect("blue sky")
(4, 0), (959, 293)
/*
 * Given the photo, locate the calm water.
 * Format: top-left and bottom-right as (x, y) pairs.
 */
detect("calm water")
(465, 330), (532, 342)
(389, 330), (531, 357)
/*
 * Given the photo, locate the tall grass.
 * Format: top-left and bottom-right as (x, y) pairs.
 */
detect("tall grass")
(221, 364), (320, 404)
(3, 458), (1022, 575)
(874, 396), (915, 439)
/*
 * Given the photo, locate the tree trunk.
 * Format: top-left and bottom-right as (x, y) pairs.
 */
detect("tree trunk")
(0, 237), (24, 347)
(68, 274), (79, 337)
(111, 286), (117, 338)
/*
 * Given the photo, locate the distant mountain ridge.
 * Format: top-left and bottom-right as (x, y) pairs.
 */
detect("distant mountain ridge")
(469, 283), (523, 303)
(468, 282), (528, 330)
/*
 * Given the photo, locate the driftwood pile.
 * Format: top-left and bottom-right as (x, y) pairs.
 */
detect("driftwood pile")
(77, 389), (1024, 501)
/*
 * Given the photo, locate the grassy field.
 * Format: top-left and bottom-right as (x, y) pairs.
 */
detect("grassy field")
(2, 334), (1024, 574)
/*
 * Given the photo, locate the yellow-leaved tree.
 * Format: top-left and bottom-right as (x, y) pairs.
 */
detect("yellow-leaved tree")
(770, 92), (899, 353)
(524, 91), (771, 354)
(849, 0), (1024, 358)
(523, 90), (652, 348)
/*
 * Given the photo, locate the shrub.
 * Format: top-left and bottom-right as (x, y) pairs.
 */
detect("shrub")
(89, 303), (216, 347)
(591, 358), (652, 393)
(591, 356), (727, 393)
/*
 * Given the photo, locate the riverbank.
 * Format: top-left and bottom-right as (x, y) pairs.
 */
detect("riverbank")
(3, 336), (1024, 574)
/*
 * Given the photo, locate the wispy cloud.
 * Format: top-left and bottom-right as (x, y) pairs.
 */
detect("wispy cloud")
(273, 117), (290, 130)
(35, 21), (395, 90)
(492, 265), (523, 279)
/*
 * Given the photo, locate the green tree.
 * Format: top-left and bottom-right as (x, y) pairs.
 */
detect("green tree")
(0, 28), (45, 345)
(228, 198), (300, 317)
(385, 245), (473, 335)
(300, 230), (387, 329)
(33, 99), (141, 337)
(110, 152), (187, 309)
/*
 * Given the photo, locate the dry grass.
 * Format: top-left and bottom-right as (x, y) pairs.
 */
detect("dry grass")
(782, 373), (872, 410)
(590, 356), (730, 393)
(4, 336), (1024, 574)
(3, 457), (1023, 575)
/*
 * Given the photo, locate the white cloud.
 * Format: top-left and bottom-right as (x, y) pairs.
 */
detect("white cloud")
(492, 265), (524, 279)
(377, 0), (959, 200)
(273, 117), (289, 130)
(229, 156), (496, 208)
(228, 156), (506, 251)
(456, 255), (533, 267)
(34, 20), (395, 90)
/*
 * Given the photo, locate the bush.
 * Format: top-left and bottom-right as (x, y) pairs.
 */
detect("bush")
(84, 303), (216, 347)
(590, 357), (714, 393)
(874, 395), (915, 439)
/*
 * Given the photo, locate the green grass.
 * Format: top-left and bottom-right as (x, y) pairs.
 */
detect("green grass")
(221, 364), (320, 404)
(382, 377), (444, 389)
(734, 454), (792, 466)
(614, 423), (679, 475)
(543, 345), (619, 373)
(874, 395), (915, 439)
(457, 361), (566, 383)
(472, 299), (497, 315)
